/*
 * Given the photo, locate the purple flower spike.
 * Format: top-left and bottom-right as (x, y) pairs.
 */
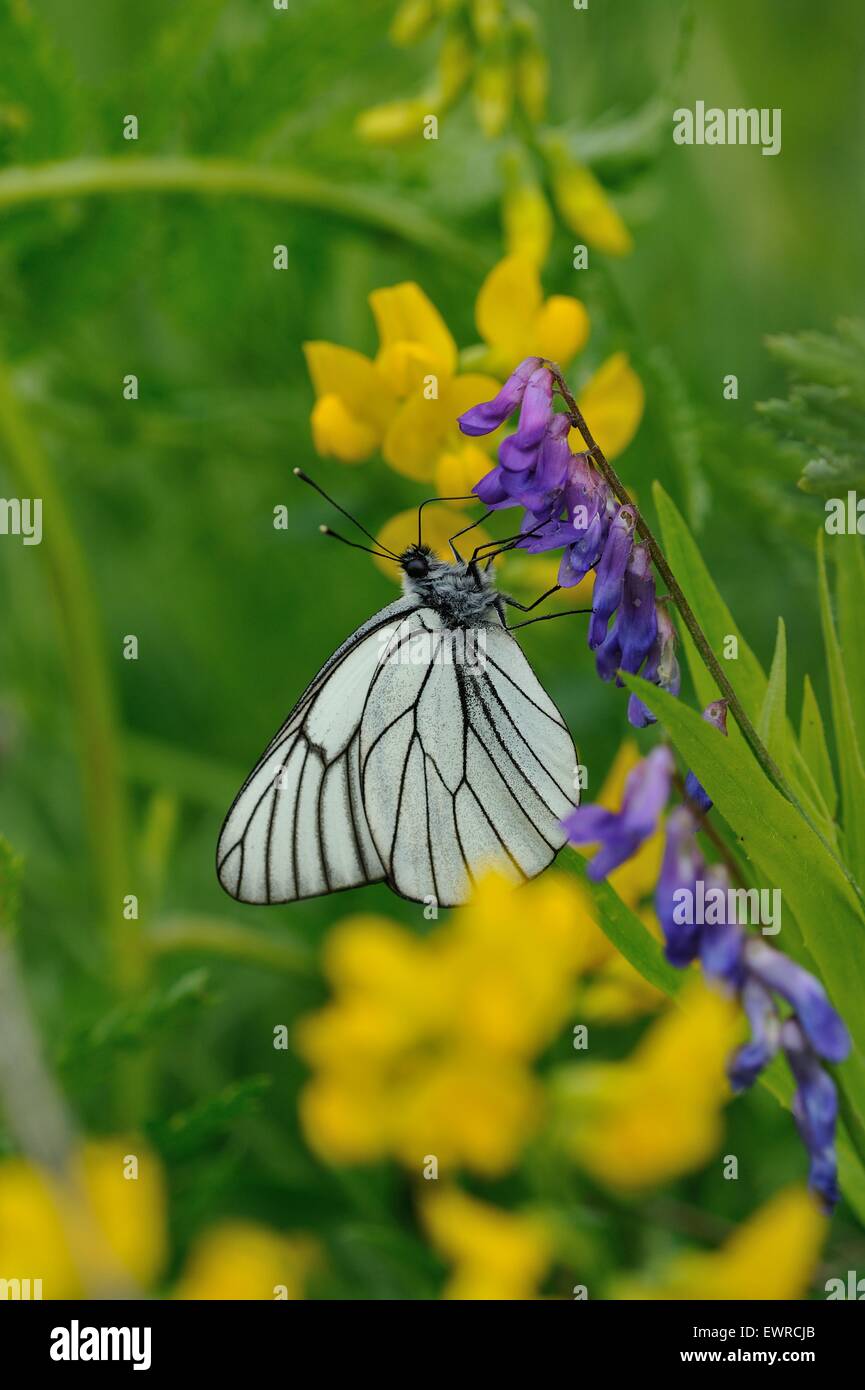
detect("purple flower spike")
(698, 865), (746, 988)
(728, 979), (781, 1090)
(588, 506), (635, 649)
(458, 356), (541, 436)
(781, 1018), (841, 1210)
(628, 600), (681, 727)
(617, 544), (657, 677)
(655, 806), (704, 966)
(563, 744), (673, 881)
(512, 365), (554, 449)
(684, 699), (729, 813)
(744, 940), (851, 1064)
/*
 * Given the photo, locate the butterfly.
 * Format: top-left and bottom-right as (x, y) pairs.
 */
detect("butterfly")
(216, 473), (586, 908)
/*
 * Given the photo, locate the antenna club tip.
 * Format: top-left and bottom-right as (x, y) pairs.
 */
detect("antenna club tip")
(319, 524), (329, 534)
(292, 467), (301, 476)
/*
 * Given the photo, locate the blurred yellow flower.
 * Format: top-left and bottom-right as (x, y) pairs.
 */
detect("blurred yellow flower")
(545, 139), (633, 257)
(174, 1222), (319, 1301)
(0, 1139), (165, 1298)
(421, 1187), (551, 1300)
(572, 739), (666, 1021)
(0, 1141), (317, 1300)
(612, 1187), (826, 1300)
(572, 351), (645, 463)
(296, 871), (591, 1176)
(554, 981), (740, 1191)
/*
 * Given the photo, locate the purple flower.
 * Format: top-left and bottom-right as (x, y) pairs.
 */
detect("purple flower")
(655, 806), (704, 966)
(588, 506), (635, 649)
(684, 700), (729, 813)
(458, 356), (541, 435)
(563, 744), (673, 880)
(698, 866), (746, 987)
(728, 979), (781, 1090)
(744, 940), (851, 1064)
(594, 544), (657, 683)
(781, 1018), (841, 1210)
(628, 600), (681, 727)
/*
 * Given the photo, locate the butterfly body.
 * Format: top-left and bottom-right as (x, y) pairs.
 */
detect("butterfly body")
(217, 542), (578, 907)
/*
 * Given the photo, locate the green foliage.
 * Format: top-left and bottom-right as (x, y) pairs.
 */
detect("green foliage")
(757, 320), (865, 495)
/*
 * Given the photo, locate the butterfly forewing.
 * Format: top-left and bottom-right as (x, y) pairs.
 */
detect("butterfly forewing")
(216, 596), (418, 902)
(359, 609), (578, 906)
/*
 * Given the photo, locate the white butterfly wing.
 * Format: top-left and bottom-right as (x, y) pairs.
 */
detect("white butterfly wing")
(217, 596), (419, 903)
(360, 609), (578, 906)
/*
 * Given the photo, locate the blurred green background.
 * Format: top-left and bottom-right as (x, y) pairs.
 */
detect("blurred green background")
(1, 0), (864, 1297)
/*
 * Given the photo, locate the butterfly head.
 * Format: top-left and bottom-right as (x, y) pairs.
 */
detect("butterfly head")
(399, 543), (436, 580)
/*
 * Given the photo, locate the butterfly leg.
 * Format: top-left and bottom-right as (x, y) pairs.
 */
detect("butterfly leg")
(447, 509), (494, 562)
(503, 585), (562, 613)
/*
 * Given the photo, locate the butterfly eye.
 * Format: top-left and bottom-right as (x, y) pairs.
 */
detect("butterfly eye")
(403, 554), (429, 579)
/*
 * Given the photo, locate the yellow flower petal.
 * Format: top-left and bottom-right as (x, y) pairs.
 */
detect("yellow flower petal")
(558, 982), (738, 1191)
(370, 282), (457, 383)
(475, 254), (542, 362)
(373, 505), (492, 581)
(382, 392), (450, 480)
(572, 352), (644, 461)
(435, 443), (494, 501)
(503, 179), (554, 268)
(613, 1187), (826, 1301)
(303, 341), (395, 430)
(421, 1188), (551, 1300)
(355, 97), (434, 145)
(551, 158), (633, 257)
(310, 394), (380, 463)
(175, 1222), (319, 1300)
(529, 295), (589, 368)
(82, 1141), (166, 1290)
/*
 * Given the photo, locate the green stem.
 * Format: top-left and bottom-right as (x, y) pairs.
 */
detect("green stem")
(0, 361), (139, 993)
(0, 156), (487, 271)
(147, 915), (314, 976)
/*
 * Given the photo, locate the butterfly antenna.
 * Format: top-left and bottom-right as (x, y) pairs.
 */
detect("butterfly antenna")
(416, 494), (477, 547)
(319, 525), (399, 562)
(294, 468), (399, 557)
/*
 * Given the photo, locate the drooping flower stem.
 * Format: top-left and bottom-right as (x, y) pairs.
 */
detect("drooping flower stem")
(546, 363), (850, 874)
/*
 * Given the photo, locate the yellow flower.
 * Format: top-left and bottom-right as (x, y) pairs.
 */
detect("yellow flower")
(554, 982), (740, 1190)
(0, 1141), (317, 1300)
(174, 1223), (319, 1301)
(0, 1139), (165, 1298)
(304, 259), (641, 503)
(612, 1188), (826, 1300)
(572, 351), (645, 463)
(296, 872), (590, 1176)
(546, 140), (633, 257)
(421, 1187), (551, 1299)
(305, 282), (501, 487)
(474, 254), (589, 379)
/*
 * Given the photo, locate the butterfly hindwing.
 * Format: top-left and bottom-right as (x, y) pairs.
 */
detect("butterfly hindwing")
(216, 596), (419, 903)
(359, 609), (579, 907)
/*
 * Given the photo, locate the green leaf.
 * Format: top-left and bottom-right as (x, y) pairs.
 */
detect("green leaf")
(655, 483), (834, 837)
(621, 674), (865, 1129)
(653, 482), (768, 719)
(0, 836), (23, 936)
(816, 530), (865, 885)
(800, 675), (837, 818)
(757, 618), (787, 759)
(834, 535), (865, 757)
(560, 851), (684, 998)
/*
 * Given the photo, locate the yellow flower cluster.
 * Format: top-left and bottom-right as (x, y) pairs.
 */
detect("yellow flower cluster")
(421, 1187), (552, 1300)
(296, 871), (592, 1175)
(305, 257), (643, 498)
(0, 1139), (317, 1300)
(553, 981), (740, 1191)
